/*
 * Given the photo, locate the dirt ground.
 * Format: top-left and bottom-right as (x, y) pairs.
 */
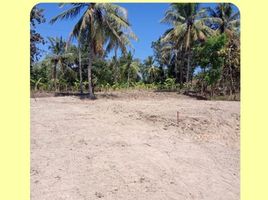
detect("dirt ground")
(31, 91), (240, 200)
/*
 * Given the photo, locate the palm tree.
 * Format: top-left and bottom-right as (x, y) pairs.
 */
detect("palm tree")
(50, 3), (136, 98)
(47, 36), (71, 90)
(207, 3), (240, 96)
(207, 3), (240, 36)
(161, 3), (214, 83)
(121, 51), (140, 87)
(143, 56), (159, 83)
(106, 26), (137, 84)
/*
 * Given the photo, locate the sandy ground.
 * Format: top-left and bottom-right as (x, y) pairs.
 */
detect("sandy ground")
(31, 91), (240, 200)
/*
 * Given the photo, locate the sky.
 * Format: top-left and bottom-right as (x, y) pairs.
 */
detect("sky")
(34, 3), (239, 61)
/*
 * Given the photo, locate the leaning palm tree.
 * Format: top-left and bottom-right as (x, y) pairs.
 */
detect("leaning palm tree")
(50, 3), (136, 98)
(161, 3), (214, 83)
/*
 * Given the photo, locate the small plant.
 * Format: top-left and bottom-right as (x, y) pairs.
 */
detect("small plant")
(163, 78), (176, 90)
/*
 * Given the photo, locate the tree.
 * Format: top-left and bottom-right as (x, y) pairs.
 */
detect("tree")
(92, 58), (113, 87)
(120, 51), (140, 86)
(194, 34), (227, 96)
(63, 43), (83, 93)
(106, 26), (137, 84)
(31, 58), (51, 91)
(207, 3), (240, 96)
(207, 3), (240, 35)
(47, 37), (72, 90)
(50, 3), (136, 98)
(161, 3), (214, 84)
(142, 56), (159, 83)
(30, 6), (45, 76)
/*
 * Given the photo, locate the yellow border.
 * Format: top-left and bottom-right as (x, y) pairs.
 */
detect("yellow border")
(1, 0), (267, 200)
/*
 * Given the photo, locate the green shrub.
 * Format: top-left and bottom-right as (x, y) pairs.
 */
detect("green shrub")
(163, 78), (176, 90)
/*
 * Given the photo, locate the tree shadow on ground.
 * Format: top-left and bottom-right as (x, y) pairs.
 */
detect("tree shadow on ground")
(54, 92), (119, 100)
(182, 91), (208, 100)
(153, 89), (208, 100)
(153, 89), (179, 93)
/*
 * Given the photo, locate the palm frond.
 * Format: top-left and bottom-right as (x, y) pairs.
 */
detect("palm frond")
(229, 12), (240, 21)
(161, 10), (185, 24)
(50, 4), (87, 24)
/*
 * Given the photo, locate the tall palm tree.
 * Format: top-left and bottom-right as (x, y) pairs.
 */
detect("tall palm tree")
(161, 3), (214, 83)
(50, 3), (136, 98)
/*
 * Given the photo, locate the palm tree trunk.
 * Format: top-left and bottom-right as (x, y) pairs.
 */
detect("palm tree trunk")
(127, 65), (130, 88)
(186, 52), (191, 83)
(227, 48), (235, 97)
(179, 63), (183, 86)
(177, 52), (183, 87)
(185, 25), (191, 85)
(228, 66), (234, 96)
(78, 42), (83, 94)
(53, 60), (57, 91)
(174, 51), (179, 84)
(88, 45), (95, 99)
(114, 47), (118, 84)
(201, 68), (205, 95)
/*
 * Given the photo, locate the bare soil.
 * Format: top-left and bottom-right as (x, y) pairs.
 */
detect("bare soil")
(31, 90), (240, 200)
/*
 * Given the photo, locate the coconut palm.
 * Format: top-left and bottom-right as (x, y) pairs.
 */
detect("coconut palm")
(121, 51), (140, 86)
(47, 36), (71, 90)
(206, 3), (240, 36)
(106, 25), (137, 84)
(161, 3), (214, 83)
(143, 56), (159, 83)
(159, 37), (184, 84)
(206, 3), (240, 96)
(50, 3), (136, 98)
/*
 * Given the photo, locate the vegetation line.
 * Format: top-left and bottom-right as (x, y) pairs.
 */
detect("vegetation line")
(30, 3), (240, 100)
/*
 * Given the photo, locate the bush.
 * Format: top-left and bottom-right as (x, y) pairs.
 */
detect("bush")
(163, 78), (176, 90)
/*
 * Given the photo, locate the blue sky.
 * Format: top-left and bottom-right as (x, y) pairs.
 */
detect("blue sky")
(35, 3), (238, 61)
